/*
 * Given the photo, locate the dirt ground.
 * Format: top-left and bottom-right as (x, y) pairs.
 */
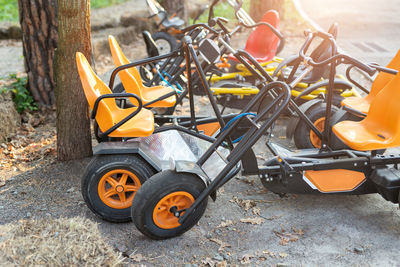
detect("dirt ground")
(1, 2), (399, 267)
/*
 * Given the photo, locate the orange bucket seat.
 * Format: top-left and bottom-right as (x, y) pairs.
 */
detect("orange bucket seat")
(108, 35), (176, 108)
(333, 70), (400, 151)
(341, 50), (400, 114)
(76, 52), (154, 138)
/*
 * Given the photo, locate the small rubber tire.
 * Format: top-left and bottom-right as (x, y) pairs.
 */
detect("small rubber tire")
(152, 32), (177, 55)
(81, 154), (156, 223)
(293, 103), (348, 150)
(132, 170), (208, 240)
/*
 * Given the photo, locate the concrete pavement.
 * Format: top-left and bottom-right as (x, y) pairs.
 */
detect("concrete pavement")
(297, 0), (400, 65)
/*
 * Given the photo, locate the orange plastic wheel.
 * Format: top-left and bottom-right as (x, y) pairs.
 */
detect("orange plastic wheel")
(309, 117), (325, 148)
(152, 191), (195, 229)
(98, 169), (141, 209)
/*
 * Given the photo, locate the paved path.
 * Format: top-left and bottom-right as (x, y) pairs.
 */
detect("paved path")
(297, 0), (400, 66)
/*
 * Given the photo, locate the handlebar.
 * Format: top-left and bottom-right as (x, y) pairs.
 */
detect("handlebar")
(181, 23), (219, 35)
(299, 31), (376, 76)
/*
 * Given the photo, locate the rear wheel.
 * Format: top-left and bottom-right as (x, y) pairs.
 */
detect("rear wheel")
(132, 170), (208, 240)
(152, 32), (177, 55)
(293, 103), (348, 149)
(81, 154), (156, 222)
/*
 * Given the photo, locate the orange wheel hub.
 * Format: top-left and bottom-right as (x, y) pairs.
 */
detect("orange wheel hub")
(153, 191), (194, 229)
(98, 169), (141, 209)
(310, 117), (325, 148)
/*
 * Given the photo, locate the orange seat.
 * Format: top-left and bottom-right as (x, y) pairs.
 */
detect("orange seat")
(333, 71), (400, 151)
(341, 50), (400, 114)
(108, 35), (176, 108)
(228, 10), (280, 63)
(76, 52), (154, 138)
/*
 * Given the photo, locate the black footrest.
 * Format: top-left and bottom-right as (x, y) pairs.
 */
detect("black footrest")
(370, 168), (400, 203)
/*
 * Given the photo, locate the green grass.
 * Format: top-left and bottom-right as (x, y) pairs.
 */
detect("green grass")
(0, 0), (129, 22)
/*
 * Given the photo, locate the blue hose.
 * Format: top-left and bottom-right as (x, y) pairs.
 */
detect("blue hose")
(220, 112), (257, 144)
(163, 71), (184, 92)
(155, 67), (183, 93)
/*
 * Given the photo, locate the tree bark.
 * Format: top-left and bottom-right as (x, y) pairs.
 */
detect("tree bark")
(159, 0), (187, 23)
(250, 0), (284, 22)
(54, 0), (92, 161)
(17, 0), (58, 108)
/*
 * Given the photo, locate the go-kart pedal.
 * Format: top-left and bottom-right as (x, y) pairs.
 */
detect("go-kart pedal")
(108, 35), (176, 108)
(76, 52), (154, 138)
(341, 49), (400, 114)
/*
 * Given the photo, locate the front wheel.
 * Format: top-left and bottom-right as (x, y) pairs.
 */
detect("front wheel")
(81, 154), (156, 222)
(132, 170), (208, 240)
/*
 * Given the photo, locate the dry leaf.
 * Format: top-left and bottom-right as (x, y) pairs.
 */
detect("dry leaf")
(252, 207), (261, 216)
(240, 217), (265, 225)
(240, 254), (254, 264)
(279, 253), (288, 258)
(209, 238), (231, 251)
(231, 197), (256, 211)
(130, 253), (147, 262)
(262, 250), (276, 257)
(201, 257), (216, 267)
(216, 261), (227, 267)
(218, 220), (233, 228)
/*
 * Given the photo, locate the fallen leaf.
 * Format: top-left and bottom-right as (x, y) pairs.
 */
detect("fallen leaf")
(216, 261), (227, 267)
(252, 207), (261, 216)
(240, 254), (254, 264)
(202, 257), (216, 267)
(129, 253), (147, 262)
(279, 253), (288, 258)
(218, 220), (233, 228)
(240, 217), (265, 225)
(209, 238), (231, 251)
(262, 250), (276, 257)
(231, 197), (257, 211)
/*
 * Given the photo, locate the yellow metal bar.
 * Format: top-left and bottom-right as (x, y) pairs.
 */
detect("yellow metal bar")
(210, 87), (259, 95)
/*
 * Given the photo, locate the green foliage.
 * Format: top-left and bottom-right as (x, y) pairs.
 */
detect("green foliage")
(0, 0), (129, 22)
(190, 0), (250, 24)
(0, 0), (19, 22)
(91, 0), (129, 9)
(1, 74), (38, 113)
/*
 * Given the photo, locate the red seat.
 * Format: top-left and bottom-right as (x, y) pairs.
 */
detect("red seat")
(228, 10), (280, 63)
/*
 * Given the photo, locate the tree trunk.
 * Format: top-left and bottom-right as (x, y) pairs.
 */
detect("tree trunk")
(54, 0), (92, 161)
(17, 0), (58, 108)
(250, 0), (284, 22)
(160, 0), (187, 23)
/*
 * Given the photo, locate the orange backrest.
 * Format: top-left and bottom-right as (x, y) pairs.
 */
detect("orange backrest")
(366, 49), (400, 101)
(364, 71), (400, 142)
(108, 35), (144, 95)
(244, 10), (280, 60)
(76, 52), (115, 130)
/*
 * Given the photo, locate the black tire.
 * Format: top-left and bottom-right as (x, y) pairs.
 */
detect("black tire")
(132, 170), (208, 240)
(293, 103), (348, 150)
(81, 154), (156, 223)
(152, 32), (177, 55)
